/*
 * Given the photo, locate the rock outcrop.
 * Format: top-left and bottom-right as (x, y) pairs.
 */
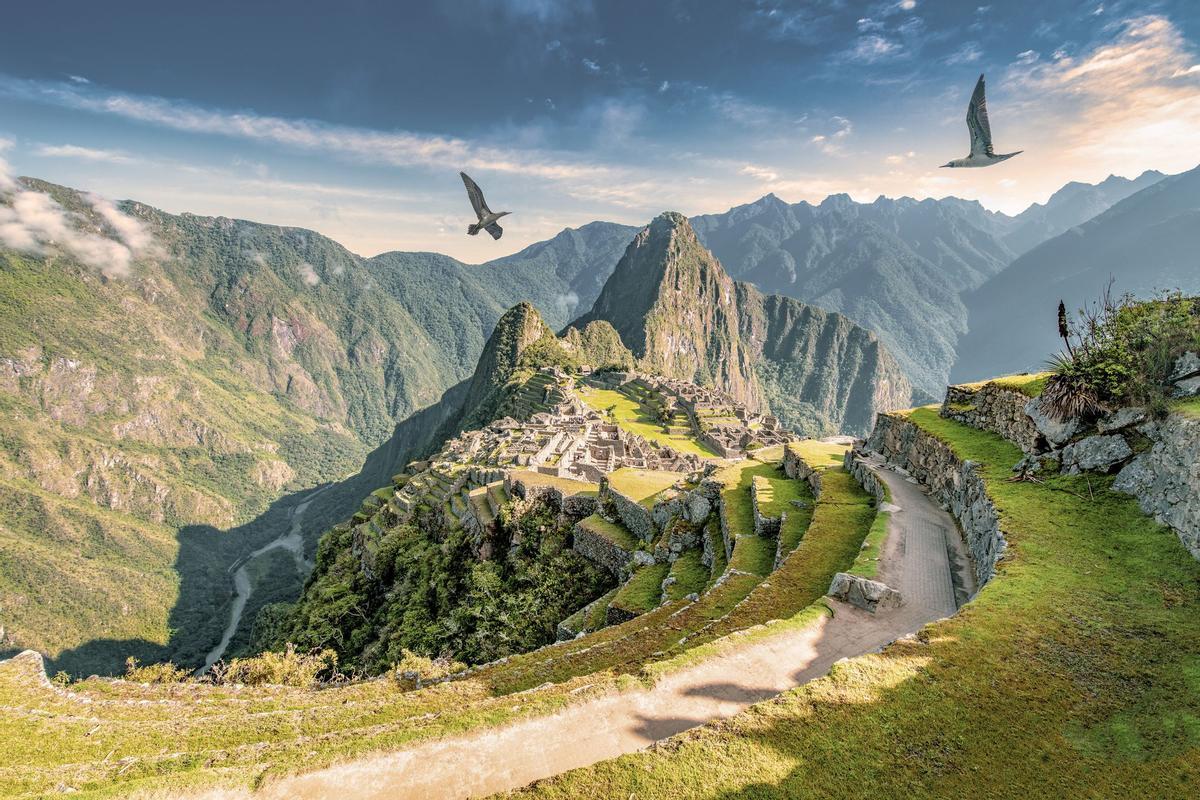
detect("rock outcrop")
(569, 212), (912, 436)
(1113, 413), (1200, 559)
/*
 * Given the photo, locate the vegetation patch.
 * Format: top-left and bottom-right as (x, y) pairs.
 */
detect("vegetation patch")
(577, 513), (639, 551)
(607, 468), (681, 507)
(610, 563), (670, 616)
(664, 551), (709, 601)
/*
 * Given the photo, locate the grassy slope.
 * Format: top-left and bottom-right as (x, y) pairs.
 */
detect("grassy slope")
(0, 253), (367, 670)
(577, 385), (721, 458)
(516, 410), (1200, 799)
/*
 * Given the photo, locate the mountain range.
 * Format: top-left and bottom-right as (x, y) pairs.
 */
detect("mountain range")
(2, 164), (1194, 674)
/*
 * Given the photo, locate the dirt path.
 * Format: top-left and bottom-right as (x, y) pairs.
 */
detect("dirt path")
(201, 484), (329, 671)
(222, 457), (967, 799)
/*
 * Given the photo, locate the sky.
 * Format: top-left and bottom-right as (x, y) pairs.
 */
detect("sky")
(2, 0), (1199, 263)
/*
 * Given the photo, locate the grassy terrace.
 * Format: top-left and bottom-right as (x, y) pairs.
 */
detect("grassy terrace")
(957, 371), (1051, 397)
(577, 513), (639, 551)
(607, 468), (681, 507)
(509, 470), (599, 497)
(577, 384), (722, 458)
(516, 409), (1200, 799)
(610, 563), (671, 616)
(664, 551), (710, 601)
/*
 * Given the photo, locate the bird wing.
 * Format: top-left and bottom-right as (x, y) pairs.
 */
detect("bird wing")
(484, 222), (504, 240)
(966, 74), (994, 157)
(460, 172), (493, 219)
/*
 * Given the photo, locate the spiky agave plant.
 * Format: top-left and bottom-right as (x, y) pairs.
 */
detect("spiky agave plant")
(1041, 352), (1105, 422)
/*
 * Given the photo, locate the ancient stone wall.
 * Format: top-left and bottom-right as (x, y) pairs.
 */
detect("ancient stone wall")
(940, 384), (1043, 454)
(572, 522), (634, 575)
(1113, 412), (1200, 560)
(865, 413), (1006, 585)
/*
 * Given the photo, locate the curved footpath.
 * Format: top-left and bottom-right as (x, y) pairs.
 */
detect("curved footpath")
(225, 458), (969, 800)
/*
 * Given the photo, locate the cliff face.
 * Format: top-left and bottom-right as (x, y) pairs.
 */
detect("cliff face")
(571, 212), (761, 409)
(737, 286), (912, 435)
(570, 212), (911, 436)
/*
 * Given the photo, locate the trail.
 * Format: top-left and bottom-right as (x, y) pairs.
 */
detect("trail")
(201, 483), (332, 671)
(223, 455), (972, 799)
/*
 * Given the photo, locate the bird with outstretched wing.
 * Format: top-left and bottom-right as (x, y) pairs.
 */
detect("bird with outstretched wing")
(967, 74), (994, 158)
(460, 171), (509, 240)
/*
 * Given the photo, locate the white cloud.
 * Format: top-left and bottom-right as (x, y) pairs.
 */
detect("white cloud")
(1006, 15), (1200, 175)
(66, 74), (90, 84)
(946, 42), (983, 65)
(848, 35), (901, 63)
(35, 143), (134, 164)
(1174, 64), (1200, 77)
(740, 164), (780, 182)
(0, 153), (156, 278)
(0, 77), (616, 184)
(581, 58), (600, 73)
(1014, 49), (1040, 65)
(296, 261), (320, 286)
(659, 80), (670, 93)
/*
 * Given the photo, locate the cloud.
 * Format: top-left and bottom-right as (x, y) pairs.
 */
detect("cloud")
(1006, 14), (1200, 177)
(66, 74), (90, 84)
(554, 290), (579, 316)
(811, 116), (853, 155)
(1014, 49), (1040, 65)
(35, 143), (134, 164)
(740, 164), (780, 182)
(945, 42), (983, 65)
(1174, 64), (1200, 77)
(0, 152), (156, 278)
(0, 76), (616, 184)
(658, 80), (670, 93)
(848, 34), (902, 63)
(296, 261), (320, 286)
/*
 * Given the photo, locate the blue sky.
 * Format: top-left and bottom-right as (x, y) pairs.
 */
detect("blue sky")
(2, 0), (1199, 261)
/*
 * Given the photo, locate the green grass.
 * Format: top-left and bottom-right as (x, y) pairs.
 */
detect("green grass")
(664, 551), (710, 601)
(583, 588), (620, 631)
(1173, 396), (1200, 418)
(704, 520), (727, 582)
(577, 385), (721, 458)
(607, 468), (681, 507)
(786, 439), (850, 469)
(847, 507), (890, 579)
(959, 371), (1051, 397)
(728, 535), (775, 576)
(610, 563), (670, 616)
(516, 409), (1200, 800)
(577, 513), (638, 551)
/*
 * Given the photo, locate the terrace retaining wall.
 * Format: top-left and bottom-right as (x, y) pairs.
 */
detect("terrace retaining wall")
(865, 413), (1006, 585)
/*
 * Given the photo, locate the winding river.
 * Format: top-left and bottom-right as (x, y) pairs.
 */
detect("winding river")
(201, 483), (330, 671)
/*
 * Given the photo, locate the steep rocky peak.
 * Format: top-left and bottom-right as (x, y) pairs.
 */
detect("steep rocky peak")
(462, 301), (554, 411)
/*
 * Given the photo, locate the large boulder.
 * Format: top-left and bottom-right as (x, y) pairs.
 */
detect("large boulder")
(1024, 396), (1080, 448)
(1170, 351), (1200, 397)
(1097, 406), (1147, 434)
(1060, 434), (1134, 474)
(828, 572), (903, 613)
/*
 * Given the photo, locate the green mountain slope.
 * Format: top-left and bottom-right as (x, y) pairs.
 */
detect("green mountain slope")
(0, 178), (631, 673)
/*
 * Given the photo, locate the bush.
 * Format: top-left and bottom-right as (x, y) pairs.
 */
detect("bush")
(1045, 290), (1199, 420)
(389, 649), (466, 690)
(210, 644), (338, 687)
(124, 657), (191, 684)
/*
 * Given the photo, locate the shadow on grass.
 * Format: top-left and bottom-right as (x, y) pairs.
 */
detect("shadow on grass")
(44, 381), (470, 677)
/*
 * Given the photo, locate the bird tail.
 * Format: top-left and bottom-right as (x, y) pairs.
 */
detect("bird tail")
(467, 224), (481, 236)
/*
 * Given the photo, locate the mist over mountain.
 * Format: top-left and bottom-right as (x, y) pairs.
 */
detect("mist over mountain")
(953, 165), (1200, 383)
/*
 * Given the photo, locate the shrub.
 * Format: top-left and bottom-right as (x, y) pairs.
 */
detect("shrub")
(389, 649), (466, 690)
(1045, 290), (1199, 420)
(210, 644), (338, 687)
(124, 657), (191, 684)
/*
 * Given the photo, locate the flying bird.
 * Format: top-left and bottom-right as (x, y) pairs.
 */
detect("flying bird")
(460, 172), (511, 240)
(941, 74), (1023, 168)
